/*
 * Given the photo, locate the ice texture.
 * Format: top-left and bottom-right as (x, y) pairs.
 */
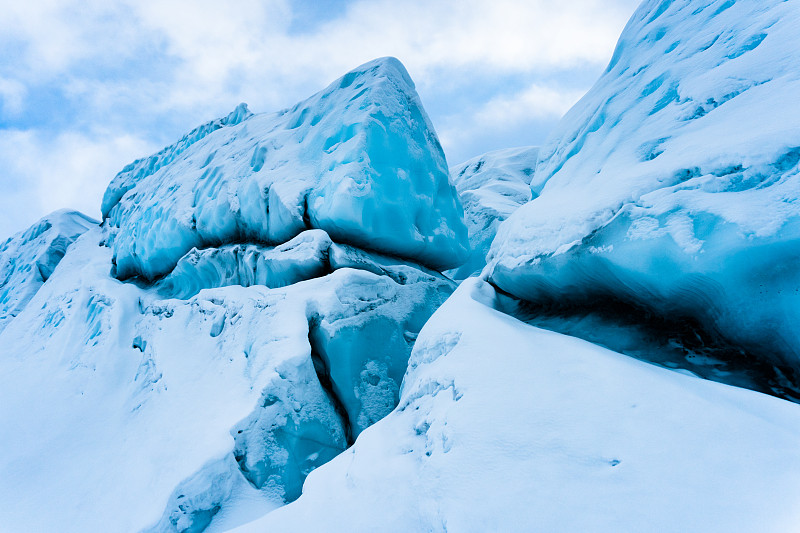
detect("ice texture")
(489, 0), (800, 372)
(447, 146), (537, 280)
(103, 57), (468, 280)
(0, 227), (452, 532)
(0, 209), (97, 333)
(231, 279), (800, 532)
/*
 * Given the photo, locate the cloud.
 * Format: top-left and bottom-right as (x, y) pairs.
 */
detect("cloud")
(0, 129), (155, 237)
(0, 0), (640, 238)
(0, 78), (27, 119)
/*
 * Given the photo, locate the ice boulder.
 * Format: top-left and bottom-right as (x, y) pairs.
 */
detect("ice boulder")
(103, 57), (468, 280)
(0, 209), (97, 333)
(447, 146), (537, 280)
(488, 0), (800, 375)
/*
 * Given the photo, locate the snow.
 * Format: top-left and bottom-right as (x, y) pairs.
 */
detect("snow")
(446, 146), (537, 280)
(0, 224), (452, 533)
(488, 0), (800, 372)
(0, 209), (97, 333)
(229, 278), (800, 532)
(3, 3), (800, 531)
(103, 57), (468, 281)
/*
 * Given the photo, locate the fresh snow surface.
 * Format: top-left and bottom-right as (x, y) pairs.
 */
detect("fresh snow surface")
(0, 225), (452, 533)
(489, 0), (800, 374)
(229, 278), (800, 533)
(446, 146), (537, 280)
(103, 57), (468, 281)
(0, 209), (97, 333)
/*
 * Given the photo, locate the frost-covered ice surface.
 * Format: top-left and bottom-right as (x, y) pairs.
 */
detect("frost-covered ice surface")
(489, 0), (800, 374)
(103, 57), (468, 281)
(0, 227), (452, 533)
(0, 209), (97, 333)
(229, 279), (800, 532)
(446, 146), (537, 280)
(0, 56), (459, 533)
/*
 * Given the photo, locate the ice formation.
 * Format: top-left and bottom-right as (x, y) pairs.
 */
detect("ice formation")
(447, 146), (538, 280)
(0, 57), (459, 533)
(0, 209), (97, 333)
(103, 57), (468, 281)
(231, 279), (800, 532)
(488, 0), (800, 374)
(0, 223), (452, 533)
(2, 0), (800, 530)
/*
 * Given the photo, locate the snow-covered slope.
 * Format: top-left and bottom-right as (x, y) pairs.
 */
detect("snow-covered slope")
(446, 146), (537, 280)
(0, 209), (97, 333)
(0, 227), (451, 533)
(103, 57), (468, 281)
(0, 58), (460, 533)
(230, 279), (800, 532)
(489, 0), (800, 374)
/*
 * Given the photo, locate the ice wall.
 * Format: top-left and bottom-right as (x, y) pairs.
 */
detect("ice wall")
(489, 0), (800, 373)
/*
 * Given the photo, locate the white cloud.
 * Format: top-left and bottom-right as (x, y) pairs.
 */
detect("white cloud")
(0, 78), (27, 118)
(0, 0), (640, 237)
(0, 129), (155, 237)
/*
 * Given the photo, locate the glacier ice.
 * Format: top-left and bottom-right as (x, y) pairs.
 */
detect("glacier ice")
(230, 279), (800, 532)
(0, 56), (463, 533)
(488, 0), (800, 375)
(0, 225), (452, 532)
(0, 209), (97, 333)
(447, 146), (537, 280)
(103, 57), (468, 281)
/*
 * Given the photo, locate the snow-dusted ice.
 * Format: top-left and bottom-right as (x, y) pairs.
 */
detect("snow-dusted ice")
(103, 57), (468, 281)
(229, 279), (800, 532)
(489, 0), (800, 374)
(447, 146), (538, 280)
(2, 0), (800, 531)
(0, 209), (97, 333)
(0, 224), (452, 533)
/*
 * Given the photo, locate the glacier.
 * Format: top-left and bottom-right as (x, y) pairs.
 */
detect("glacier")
(2, 0), (800, 530)
(446, 146), (538, 280)
(228, 279), (800, 532)
(0, 57), (458, 533)
(102, 57), (468, 281)
(488, 0), (800, 378)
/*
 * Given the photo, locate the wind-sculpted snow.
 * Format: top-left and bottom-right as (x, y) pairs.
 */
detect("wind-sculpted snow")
(0, 209), (97, 333)
(447, 147), (537, 280)
(489, 0), (800, 374)
(0, 225), (452, 533)
(103, 57), (468, 281)
(229, 279), (800, 532)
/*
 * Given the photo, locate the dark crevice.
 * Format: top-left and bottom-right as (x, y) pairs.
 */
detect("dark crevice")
(307, 319), (355, 446)
(489, 281), (800, 403)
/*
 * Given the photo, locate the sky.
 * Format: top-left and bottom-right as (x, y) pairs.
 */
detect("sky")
(0, 0), (640, 240)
